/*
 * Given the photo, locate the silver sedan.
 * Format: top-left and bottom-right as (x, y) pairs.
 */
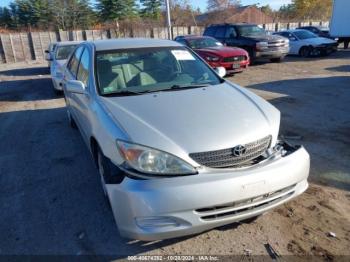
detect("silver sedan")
(62, 38), (310, 240)
(48, 41), (81, 94)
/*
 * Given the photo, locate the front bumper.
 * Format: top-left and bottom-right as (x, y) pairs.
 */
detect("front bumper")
(209, 60), (249, 74)
(256, 47), (289, 59)
(52, 76), (63, 91)
(314, 44), (338, 55)
(106, 146), (309, 241)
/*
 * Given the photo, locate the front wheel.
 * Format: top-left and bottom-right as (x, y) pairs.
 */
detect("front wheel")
(270, 57), (283, 63)
(67, 110), (77, 129)
(97, 149), (109, 199)
(247, 49), (256, 64)
(299, 46), (310, 57)
(96, 146), (125, 201)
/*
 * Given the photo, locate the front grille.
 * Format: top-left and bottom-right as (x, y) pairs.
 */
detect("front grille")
(267, 40), (289, 51)
(195, 184), (296, 221)
(189, 135), (272, 168)
(222, 55), (246, 62)
(268, 40), (288, 48)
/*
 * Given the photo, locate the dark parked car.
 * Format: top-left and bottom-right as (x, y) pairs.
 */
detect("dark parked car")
(175, 35), (249, 74)
(297, 26), (333, 39)
(203, 23), (289, 63)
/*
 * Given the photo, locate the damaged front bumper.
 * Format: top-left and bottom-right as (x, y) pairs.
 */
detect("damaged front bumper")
(106, 141), (310, 241)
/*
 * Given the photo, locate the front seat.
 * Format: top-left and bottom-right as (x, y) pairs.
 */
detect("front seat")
(97, 60), (126, 93)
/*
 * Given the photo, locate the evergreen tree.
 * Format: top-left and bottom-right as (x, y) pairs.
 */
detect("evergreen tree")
(15, 0), (31, 27)
(97, 0), (137, 22)
(0, 7), (13, 28)
(140, 0), (162, 19)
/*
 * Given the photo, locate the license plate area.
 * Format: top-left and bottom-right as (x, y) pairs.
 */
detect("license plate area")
(232, 63), (241, 69)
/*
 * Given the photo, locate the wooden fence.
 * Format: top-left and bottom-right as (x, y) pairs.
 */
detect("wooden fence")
(0, 21), (329, 64)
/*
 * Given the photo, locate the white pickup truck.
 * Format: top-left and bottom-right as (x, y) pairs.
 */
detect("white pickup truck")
(330, 0), (350, 48)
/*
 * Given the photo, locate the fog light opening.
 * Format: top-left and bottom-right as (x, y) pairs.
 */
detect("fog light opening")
(135, 216), (180, 229)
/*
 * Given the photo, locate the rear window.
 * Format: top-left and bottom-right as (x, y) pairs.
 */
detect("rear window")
(55, 45), (77, 60)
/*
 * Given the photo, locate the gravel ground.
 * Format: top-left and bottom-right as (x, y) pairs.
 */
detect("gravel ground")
(0, 48), (349, 259)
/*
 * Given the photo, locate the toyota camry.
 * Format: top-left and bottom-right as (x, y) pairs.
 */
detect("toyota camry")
(62, 38), (310, 240)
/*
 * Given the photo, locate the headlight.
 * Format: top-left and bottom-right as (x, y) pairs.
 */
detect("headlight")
(256, 41), (268, 50)
(116, 140), (197, 176)
(205, 55), (220, 62)
(53, 66), (63, 78)
(55, 71), (63, 78)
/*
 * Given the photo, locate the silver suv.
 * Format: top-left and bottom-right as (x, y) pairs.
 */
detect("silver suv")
(62, 38), (309, 240)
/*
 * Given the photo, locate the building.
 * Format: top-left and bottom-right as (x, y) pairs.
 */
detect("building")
(196, 5), (274, 25)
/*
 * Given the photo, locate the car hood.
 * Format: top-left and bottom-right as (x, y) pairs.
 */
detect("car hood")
(245, 34), (286, 42)
(99, 83), (280, 164)
(55, 59), (67, 68)
(195, 46), (247, 57)
(302, 37), (337, 45)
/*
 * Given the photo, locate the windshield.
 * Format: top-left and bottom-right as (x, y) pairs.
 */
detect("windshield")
(55, 45), (77, 60)
(188, 38), (223, 49)
(95, 47), (221, 96)
(294, 30), (317, 40)
(237, 25), (266, 37)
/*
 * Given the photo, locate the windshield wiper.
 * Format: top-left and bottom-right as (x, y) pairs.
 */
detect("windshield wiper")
(163, 84), (210, 92)
(103, 90), (143, 97)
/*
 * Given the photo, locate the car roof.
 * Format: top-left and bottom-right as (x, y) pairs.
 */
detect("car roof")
(277, 29), (308, 33)
(208, 23), (256, 27)
(89, 38), (182, 51)
(177, 35), (214, 40)
(55, 41), (82, 46)
(298, 26), (329, 30)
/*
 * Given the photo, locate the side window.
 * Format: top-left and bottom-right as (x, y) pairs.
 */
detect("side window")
(280, 32), (293, 40)
(204, 27), (216, 37)
(77, 48), (90, 86)
(177, 39), (188, 46)
(67, 46), (84, 78)
(214, 26), (226, 38)
(225, 26), (237, 38)
(310, 28), (317, 33)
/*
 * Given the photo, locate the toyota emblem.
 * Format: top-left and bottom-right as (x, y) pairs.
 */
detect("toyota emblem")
(232, 145), (246, 157)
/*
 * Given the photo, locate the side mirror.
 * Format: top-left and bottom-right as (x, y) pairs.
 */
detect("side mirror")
(65, 80), (86, 94)
(45, 53), (53, 61)
(214, 66), (226, 78)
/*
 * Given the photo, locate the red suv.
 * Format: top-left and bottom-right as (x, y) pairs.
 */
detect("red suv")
(175, 35), (249, 74)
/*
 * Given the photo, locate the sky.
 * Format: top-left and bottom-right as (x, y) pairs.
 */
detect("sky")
(0, 0), (292, 11)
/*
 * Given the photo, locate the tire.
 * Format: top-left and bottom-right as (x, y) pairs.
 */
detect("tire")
(270, 57), (283, 63)
(97, 149), (109, 199)
(95, 146), (125, 199)
(309, 47), (320, 57)
(248, 49), (256, 64)
(53, 88), (62, 96)
(67, 109), (77, 129)
(299, 46), (310, 57)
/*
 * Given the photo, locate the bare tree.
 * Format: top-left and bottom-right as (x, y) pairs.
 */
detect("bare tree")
(206, 0), (240, 11)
